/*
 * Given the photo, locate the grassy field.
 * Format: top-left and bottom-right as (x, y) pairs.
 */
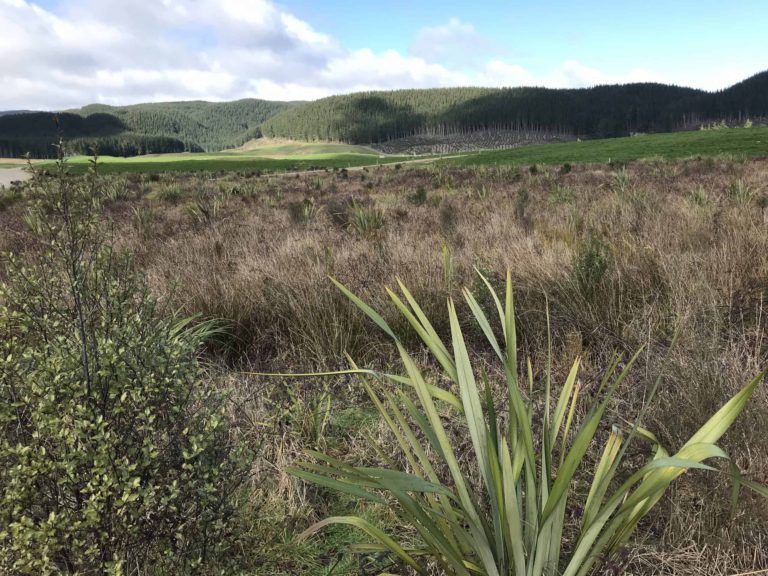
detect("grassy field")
(31, 140), (402, 175)
(448, 126), (768, 166)
(231, 138), (379, 156)
(29, 127), (768, 175)
(2, 157), (766, 574)
(53, 154), (413, 175)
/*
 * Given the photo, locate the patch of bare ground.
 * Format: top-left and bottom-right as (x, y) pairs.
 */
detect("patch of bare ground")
(371, 128), (575, 154)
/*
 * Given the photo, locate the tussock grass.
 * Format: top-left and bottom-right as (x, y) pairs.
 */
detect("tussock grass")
(1, 157), (766, 574)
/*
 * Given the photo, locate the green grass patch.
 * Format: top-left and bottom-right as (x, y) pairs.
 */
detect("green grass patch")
(447, 127), (768, 167)
(44, 153), (410, 175)
(233, 139), (378, 157)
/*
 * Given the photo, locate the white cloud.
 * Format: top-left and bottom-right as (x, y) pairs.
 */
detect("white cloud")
(0, 0), (758, 110)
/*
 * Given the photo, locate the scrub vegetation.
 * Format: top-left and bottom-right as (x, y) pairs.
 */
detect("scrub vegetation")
(0, 148), (766, 575)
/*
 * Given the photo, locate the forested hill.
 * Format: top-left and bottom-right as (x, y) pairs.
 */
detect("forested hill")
(0, 99), (296, 158)
(261, 71), (768, 143)
(3, 71), (767, 158)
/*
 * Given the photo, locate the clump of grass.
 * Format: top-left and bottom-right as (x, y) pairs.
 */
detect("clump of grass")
(287, 198), (320, 224)
(100, 176), (131, 202)
(132, 204), (156, 240)
(472, 184), (491, 199)
(347, 201), (385, 238)
(155, 183), (183, 203)
(187, 191), (223, 225)
(727, 179), (756, 205)
(0, 186), (23, 212)
(548, 185), (575, 205)
(611, 168), (633, 195)
(687, 186), (710, 207)
(292, 272), (767, 576)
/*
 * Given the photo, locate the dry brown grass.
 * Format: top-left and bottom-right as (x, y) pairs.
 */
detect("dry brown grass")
(1, 158), (766, 574)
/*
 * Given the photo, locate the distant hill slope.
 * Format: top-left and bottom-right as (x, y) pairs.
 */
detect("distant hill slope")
(0, 99), (298, 158)
(262, 71), (768, 143)
(3, 71), (767, 158)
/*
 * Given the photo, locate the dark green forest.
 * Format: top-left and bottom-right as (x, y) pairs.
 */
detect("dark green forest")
(262, 71), (768, 143)
(3, 71), (767, 158)
(0, 99), (296, 158)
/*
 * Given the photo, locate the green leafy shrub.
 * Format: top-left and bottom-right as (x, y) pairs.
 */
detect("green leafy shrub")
(291, 272), (767, 576)
(572, 234), (610, 298)
(408, 185), (428, 205)
(0, 159), (247, 574)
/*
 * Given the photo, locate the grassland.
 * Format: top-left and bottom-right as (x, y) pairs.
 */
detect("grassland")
(231, 138), (379, 156)
(30, 140), (407, 175)
(24, 127), (768, 176)
(1, 155), (766, 574)
(448, 126), (768, 166)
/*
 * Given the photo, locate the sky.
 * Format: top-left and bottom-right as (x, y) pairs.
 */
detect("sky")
(2, 0), (767, 110)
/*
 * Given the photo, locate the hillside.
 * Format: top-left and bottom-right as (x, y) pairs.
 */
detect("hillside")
(3, 71), (767, 159)
(262, 71), (768, 144)
(0, 99), (297, 158)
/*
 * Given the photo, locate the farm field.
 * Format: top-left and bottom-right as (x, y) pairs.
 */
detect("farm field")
(1, 154), (766, 575)
(448, 126), (768, 167)
(38, 142), (411, 174)
(16, 127), (767, 176)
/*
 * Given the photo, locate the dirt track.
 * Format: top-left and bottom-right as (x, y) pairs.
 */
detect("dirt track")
(0, 168), (29, 189)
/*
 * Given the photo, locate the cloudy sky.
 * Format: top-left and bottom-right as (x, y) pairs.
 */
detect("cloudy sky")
(2, 0), (767, 110)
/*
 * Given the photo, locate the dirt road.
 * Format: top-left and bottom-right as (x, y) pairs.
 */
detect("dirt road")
(0, 168), (30, 189)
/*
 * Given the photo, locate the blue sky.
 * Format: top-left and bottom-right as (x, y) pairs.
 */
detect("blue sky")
(281, 0), (767, 78)
(2, 0), (766, 109)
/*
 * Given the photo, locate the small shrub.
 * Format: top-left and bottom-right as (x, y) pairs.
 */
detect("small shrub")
(559, 162), (572, 175)
(0, 158), (247, 574)
(409, 185), (428, 205)
(529, 163), (539, 175)
(572, 233), (611, 298)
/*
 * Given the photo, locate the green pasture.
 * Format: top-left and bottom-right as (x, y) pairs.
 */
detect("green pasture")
(448, 127), (768, 167)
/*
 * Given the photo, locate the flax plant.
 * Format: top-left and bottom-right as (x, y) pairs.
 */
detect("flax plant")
(287, 270), (767, 576)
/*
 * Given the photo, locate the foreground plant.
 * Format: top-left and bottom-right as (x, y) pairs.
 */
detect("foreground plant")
(0, 153), (247, 574)
(290, 271), (766, 576)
